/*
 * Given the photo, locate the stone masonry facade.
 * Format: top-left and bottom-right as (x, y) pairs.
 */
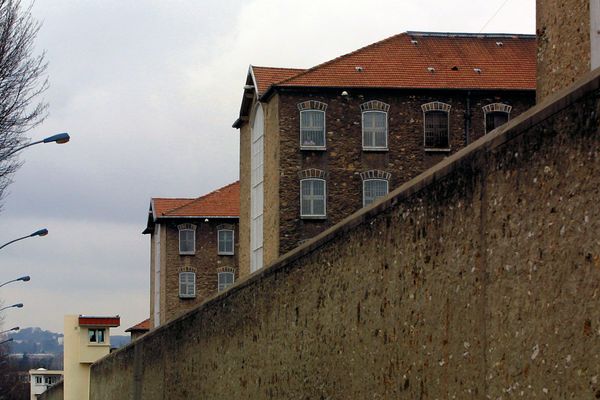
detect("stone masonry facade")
(90, 69), (600, 400)
(536, 0), (592, 100)
(158, 219), (239, 324)
(275, 88), (535, 255)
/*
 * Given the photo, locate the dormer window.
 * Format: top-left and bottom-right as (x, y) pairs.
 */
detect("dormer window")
(361, 100), (390, 150)
(483, 103), (512, 133)
(298, 100), (327, 150)
(178, 223), (196, 255)
(88, 328), (105, 343)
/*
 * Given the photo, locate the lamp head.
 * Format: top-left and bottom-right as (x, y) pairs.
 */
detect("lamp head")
(13, 303), (23, 308)
(31, 229), (48, 237)
(43, 133), (70, 144)
(19, 276), (30, 282)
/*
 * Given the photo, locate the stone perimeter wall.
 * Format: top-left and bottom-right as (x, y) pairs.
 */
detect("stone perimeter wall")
(39, 381), (64, 400)
(91, 70), (600, 399)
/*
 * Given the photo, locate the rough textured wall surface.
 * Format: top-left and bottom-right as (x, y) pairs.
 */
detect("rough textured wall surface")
(39, 381), (64, 400)
(537, 0), (591, 100)
(161, 218), (239, 324)
(277, 89), (534, 256)
(90, 72), (600, 400)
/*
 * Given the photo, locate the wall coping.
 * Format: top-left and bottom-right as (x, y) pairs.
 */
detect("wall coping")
(93, 66), (600, 367)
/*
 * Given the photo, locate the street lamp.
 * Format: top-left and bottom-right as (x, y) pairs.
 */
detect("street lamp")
(0, 304), (23, 313)
(0, 327), (18, 335)
(4, 132), (70, 158)
(0, 276), (30, 288)
(0, 228), (48, 250)
(0, 338), (14, 346)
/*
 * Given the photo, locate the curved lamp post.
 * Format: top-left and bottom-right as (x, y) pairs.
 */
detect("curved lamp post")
(0, 338), (14, 346)
(0, 229), (48, 251)
(0, 327), (18, 335)
(0, 276), (30, 288)
(4, 132), (70, 159)
(0, 303), (23, 313)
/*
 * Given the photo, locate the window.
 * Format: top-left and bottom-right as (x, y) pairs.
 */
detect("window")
(363, 179), (389, 206)
(88, 328), (105, 343)
(300, 179), (326, 218)
(45, 376), (57, 385)
(35, 376), (42, 385)
(422, 101), (451, 150)
(251, 104), (264, 272)
(483, 103), (512, 134)
(361, 100), (390, 150)
(298, 100), (327, 150)
(217, 226), (235, 255)
(300, 110), (325, 148)
(178, 224), (196, 255)
(218, 271), (235, 292)
(179, 272), (196, 298)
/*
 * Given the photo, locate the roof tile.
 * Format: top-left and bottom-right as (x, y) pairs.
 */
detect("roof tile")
(153, 181), (240, 218)
(272, 32), (536, 91)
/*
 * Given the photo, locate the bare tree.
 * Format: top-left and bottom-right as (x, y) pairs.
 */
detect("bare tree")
(0, 0), (48, 208)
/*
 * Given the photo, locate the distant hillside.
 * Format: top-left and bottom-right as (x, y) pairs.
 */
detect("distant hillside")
(6, 327), (130, 356)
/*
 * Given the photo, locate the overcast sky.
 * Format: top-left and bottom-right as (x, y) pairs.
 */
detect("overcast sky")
(0, 0), (535, 336)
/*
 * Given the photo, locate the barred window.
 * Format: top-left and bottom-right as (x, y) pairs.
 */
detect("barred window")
(300, 179), (326, 217)
(362, 111), (387, 149)
(485, 111), (509, 133)
(363, 179), (389, 206)
(424, 110), (449, 149)
(218, 272), (235, 292)
(300, 110), (325, 148)
(218, 229), (234, 255)
(179, 272), (196, 298)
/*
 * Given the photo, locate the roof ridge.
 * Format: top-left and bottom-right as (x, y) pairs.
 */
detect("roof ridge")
(162, 181), (239, 216)
(406, 31), (536, 38)
(273, 32), (408, 88)
(252, 65), (305, 71)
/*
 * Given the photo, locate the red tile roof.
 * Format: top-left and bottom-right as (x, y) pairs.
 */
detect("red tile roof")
(252, 66), (306, 96)
(153, 181), (240, 218)
(265, 32), (536, 94)
(125, 318), (150, 333)
(152, 198), (194, 217)
(78, 316), (120, 327)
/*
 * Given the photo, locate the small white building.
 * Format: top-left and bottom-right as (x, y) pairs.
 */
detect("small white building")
(28, 368), (63, 399)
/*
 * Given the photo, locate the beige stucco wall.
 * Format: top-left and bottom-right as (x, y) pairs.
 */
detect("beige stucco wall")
(64, 315), (112, 400)
(537, 0), (591, 100)
(262, 93), (280, 268)
(91, 71), (600, 399)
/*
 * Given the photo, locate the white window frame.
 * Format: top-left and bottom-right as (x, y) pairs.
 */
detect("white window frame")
(218, 271), (235, 292)
(482, 103), (512, 134)
(251, 104), (264, 273)
(300, 178), (327, 218)
(178, 225), (196, 255)
(178, 271), (196, 298)
(362, 110), (388, 150)
(299, 109), (326, 150)
(88, 328), (106, 344)
(35, 376), (43, 385)
(217, 229), (235, 255)
(362, 179), (389, 207)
